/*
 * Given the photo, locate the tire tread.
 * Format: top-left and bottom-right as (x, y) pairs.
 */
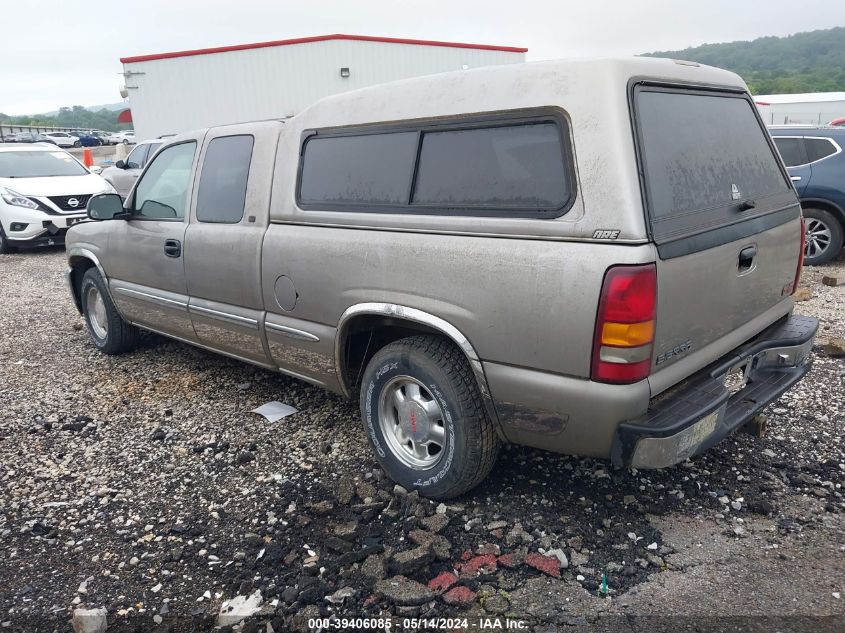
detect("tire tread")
(81, 268), (140, 355)
(367, 335), (500, 499)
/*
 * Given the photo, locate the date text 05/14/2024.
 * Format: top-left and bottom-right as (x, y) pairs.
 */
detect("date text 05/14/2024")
(307, 617), (528, 630)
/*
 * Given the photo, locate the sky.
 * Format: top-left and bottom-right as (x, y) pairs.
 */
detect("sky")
(1, 0), (843, 115)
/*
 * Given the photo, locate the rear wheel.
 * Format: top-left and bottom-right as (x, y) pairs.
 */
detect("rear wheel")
(122, 139), (129, 145)
(803, 207), (844, 265)
(73, 141), (81, 148)
(360, 335), (500, 499)
(80, 268), (140, 354)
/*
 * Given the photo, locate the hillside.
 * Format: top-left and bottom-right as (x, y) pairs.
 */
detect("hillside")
(40, 102), (126, 117)
(0, 104), (129, 131)
(642, 26), (845, 94)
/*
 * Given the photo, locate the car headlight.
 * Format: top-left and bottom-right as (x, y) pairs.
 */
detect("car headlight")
(0, 187), (39, 210)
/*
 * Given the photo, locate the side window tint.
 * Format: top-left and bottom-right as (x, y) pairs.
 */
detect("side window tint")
(146, 143), (162, 165)
(125, 144), (148, 169)
(773, 138), (807, 167)
(412, 123), (568, 208)
(805, 137), (838, 163)
(133, 142), (196, 220)
(300, 132), (418, 205)
(196, 135), (254, 223)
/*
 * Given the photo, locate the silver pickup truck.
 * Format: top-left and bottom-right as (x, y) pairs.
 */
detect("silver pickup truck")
(66, 58), (818, 499)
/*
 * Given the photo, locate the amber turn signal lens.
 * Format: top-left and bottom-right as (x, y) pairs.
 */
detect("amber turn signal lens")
(600, 320), (654, 347)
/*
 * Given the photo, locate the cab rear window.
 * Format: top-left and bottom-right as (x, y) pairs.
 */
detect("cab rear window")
(634, 86), (793, 246)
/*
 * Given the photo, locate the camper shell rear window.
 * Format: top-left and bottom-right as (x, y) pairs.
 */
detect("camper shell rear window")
(632, 83), (796, 257)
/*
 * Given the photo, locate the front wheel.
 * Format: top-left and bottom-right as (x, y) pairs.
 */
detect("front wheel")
(80, 268), (140, 354)
(122, 139), (129, 145)
(803, 207), (844, 265)
(0, 226), (17, 254)
(360, 335), (500, 499)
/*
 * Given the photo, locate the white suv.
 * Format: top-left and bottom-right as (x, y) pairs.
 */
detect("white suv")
(0, 144), (115, 253)
(40, 132), (81, 148)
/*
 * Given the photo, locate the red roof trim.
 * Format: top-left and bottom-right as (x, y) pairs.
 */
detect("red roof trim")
(119, 33), (527, 64)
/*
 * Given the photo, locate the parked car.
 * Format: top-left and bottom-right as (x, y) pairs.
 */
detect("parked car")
(8, 132), (57, 145)
(770, 125), (845, 264)
(40, 132), (80, 148)
(0, 144), (115, 252)
(108, 130), (135, 145)
(90, 131), (111, 145)
(77, 132), (103, 147)
(100, 140), (163, 198)
(67, 58), (817, 498)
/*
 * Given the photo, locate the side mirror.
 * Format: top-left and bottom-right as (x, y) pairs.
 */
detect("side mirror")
(87, 193), (126, 220)
(115, 159), (126, 169)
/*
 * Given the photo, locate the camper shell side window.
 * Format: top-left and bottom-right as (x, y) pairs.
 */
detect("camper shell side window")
(296, 109), (577, 219)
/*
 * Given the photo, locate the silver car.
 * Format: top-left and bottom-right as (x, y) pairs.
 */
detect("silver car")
(66, 58), (817, 499)
(100, 140), (162, 198)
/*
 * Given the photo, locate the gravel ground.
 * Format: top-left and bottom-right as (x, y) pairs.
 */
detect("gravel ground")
(0, 249), (843, 632)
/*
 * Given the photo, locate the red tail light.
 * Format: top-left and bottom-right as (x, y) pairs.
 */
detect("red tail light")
(790, 216), (806, 296)
(591, 264), (657, 384)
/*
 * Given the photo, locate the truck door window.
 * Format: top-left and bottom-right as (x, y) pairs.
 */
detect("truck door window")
(125, 144), (148, 169)
(196, 135), (254, 223)
(145, 143), (162, 166)
(132, 141), (196, 220)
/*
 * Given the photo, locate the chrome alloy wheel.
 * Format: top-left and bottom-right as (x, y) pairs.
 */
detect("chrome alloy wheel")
(85, 285), (108, 339)
(805, 217), (832, 259)
(378, 375), (446, 469)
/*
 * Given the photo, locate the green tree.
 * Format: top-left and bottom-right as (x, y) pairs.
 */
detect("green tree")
(642, 26), (845, 94)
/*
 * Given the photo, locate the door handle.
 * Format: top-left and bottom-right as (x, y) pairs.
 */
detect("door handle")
(738, 245), (757, 271)
(164, 239), (181, 258)
(790, 176), (802, 182)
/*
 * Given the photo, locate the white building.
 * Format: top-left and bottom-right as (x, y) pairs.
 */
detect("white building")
(755, 92), (845, 126)
(120, 34), (526, 140)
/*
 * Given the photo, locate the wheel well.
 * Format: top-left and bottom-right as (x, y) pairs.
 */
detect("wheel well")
(802, 199), (845, 228)
(338, 315), (452, 395)
(68, 257), (96, 313)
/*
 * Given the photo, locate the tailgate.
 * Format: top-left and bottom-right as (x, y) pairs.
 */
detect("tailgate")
(631, 83), (802, 389)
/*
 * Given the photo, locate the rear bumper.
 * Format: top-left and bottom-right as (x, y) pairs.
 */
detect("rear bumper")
(612, 313), (818, 469)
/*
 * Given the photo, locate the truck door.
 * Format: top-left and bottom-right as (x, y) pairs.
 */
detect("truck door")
(104, 136), (202, 342)
(184, 123), (278, 365)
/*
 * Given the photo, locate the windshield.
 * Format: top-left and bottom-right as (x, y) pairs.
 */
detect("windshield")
(0, 150), (88, 178)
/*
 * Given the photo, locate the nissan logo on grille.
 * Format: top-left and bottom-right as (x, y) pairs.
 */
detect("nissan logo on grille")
(67, 198), (80, 208)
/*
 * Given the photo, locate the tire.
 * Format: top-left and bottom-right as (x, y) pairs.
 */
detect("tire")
(360, 335), (500, 499)
(803, 207), (844, 265)
(73, 141), (81, 148)
(122, 139), (129, 145)
(0, 226), (17, 254)
(80, 268), (140, 354)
